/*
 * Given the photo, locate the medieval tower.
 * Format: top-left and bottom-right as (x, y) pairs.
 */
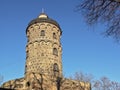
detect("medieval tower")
(25, 12), (63, 89)
(1, 12), (91, 90)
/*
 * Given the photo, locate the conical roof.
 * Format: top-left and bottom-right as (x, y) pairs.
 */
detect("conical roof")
(26, 13), (62, 34)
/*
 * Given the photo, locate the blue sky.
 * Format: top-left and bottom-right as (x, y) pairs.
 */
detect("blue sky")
(0, 0), (120, 84)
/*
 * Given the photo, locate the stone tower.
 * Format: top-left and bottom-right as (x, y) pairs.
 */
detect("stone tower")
(25, 13), (62, 77)
(24, 13), (63, 89)
(1, 12), (91, 90)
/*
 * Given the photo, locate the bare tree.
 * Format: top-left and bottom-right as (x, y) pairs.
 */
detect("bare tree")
(77, 0), (120, 41)
(73, 72), (93, 90)
(93, 76), (120, 90)
(72, 72), (120, 90)
(111, 81), (120, 90)
(73, 72), (93, 83)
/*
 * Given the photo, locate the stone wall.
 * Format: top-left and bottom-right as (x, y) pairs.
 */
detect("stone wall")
(25, 23), (62, 78)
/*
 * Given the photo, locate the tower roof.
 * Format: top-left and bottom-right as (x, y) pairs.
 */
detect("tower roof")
(26, 13), (62, 34)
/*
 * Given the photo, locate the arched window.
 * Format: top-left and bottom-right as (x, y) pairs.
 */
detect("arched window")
(40, 30), (45, 36)
(25, 65), (27, 72)
(53, 48), (58, 56)
(25, 65), (27, 68)
(26, 82), (30, 87)
(53, 33), (57, 39)
(53, 63), (59, 72)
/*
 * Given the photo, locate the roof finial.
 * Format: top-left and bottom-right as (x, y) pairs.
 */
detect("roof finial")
(38, 9), (48, 18)
(42, 8), (45, 13)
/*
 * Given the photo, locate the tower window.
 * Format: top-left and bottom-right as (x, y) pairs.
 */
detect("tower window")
(53, 63), (59, 72)
(53, 33), (57, 39)
(40, 30), (45, 36)
(26, 82), (30, 87)
(53, 48), (58, 56)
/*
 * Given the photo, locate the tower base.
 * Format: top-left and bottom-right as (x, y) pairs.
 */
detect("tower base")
(1, 73), (91, 90)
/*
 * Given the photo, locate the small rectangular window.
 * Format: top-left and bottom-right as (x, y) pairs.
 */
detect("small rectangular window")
(41, 30), (45, 36)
